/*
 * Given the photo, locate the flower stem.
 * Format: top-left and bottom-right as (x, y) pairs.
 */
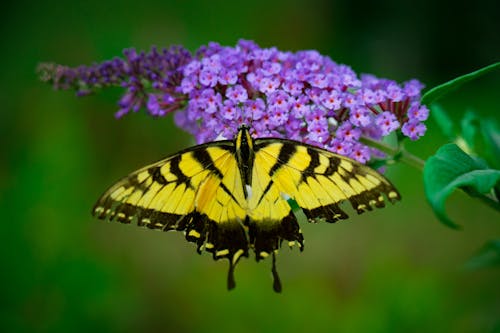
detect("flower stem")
(360, 136), (426, 171)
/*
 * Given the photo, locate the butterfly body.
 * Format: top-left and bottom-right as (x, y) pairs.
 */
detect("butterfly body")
(234, 126), (255, 196)
(93, 125), (400, 292)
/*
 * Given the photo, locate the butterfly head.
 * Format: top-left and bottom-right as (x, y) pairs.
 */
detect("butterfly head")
(237, 123), (250, 132)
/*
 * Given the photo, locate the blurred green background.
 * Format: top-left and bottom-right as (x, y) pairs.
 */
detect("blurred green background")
(1, 0), (499, 332)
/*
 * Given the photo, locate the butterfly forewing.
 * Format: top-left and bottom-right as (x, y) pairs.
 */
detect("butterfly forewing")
(93, 141), (232, 229)
(93, 140), (251, 264)
(253, 138), (401, 223)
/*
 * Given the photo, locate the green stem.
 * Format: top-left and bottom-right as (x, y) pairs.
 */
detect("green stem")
(360, 136), (426, 171)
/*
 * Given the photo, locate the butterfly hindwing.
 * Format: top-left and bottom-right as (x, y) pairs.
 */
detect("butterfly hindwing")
(192, 146), (249, 262)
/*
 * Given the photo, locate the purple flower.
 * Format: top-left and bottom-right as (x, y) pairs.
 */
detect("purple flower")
(342, 92), (359, 109)
(309, 74), (328, 89)
(320, 90), (342, 110)
(336, 122), (361, 142)
(201, 54), (222, 73)
(386, 82), (405, 102)
(147, 94), (160, 115)
(349, 107), (371, 127)
(291, 95), (310, 118)
(349, 143), (371, 163)
(307, 122), (329, 144)
(268, 106), (288, 126)
(267, 90), (290, 111)
(284, 117), (303, 140)
(183, 61), (201, 76)
(201, 89), (222, 114)
(360, 89), (376, 104)
(199, 69), (218, 87)
(305, 87), (323, 104)
(246, 72), (262, 89)
(375, 111), (400, 136)
(218, 68), (238, 85)
(305, 107), (327, 127)
(180, 76), (196, 94)
(402, 121), (427, 140)
(39, 39), (428, 165)
(222, 100), (240, 120)
(328, 138), (353, 156)
(407, 103), (429, 121)
(282, 80), (304, 96)
(226, 84), (248, 103)
(259, 76), (280, 94)
(244, 98), (265, 120)
(403, 79), (424, 97)
(261, 61), (282, 76)
(146, 93), (176, 116)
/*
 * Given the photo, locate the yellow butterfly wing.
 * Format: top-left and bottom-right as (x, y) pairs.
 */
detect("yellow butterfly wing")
(247, 138), (400, 254)
(92, 141), (249, 272)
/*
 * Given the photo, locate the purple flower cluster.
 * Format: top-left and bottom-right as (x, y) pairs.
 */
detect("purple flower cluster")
(175, 40), (427, 162)
(37, 46), (192, 118)
(39, 40), (428, 164)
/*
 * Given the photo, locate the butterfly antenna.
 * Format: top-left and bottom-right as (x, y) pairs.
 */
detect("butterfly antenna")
(271, 251), (282, 293)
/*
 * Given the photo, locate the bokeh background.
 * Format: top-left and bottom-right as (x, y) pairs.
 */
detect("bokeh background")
(1, 0), (499, 332)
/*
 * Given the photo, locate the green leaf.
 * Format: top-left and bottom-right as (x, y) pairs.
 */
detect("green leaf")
(480, 119), (500, 169)
(465, 240), (500, 269)
(460, 111), (479, 152)
(423, 143), (500, 228)
(430, 104), (456, 140)
(421, 62), (500, 105)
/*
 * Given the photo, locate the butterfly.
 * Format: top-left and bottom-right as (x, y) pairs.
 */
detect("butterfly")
(93, 125), (400, 292)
